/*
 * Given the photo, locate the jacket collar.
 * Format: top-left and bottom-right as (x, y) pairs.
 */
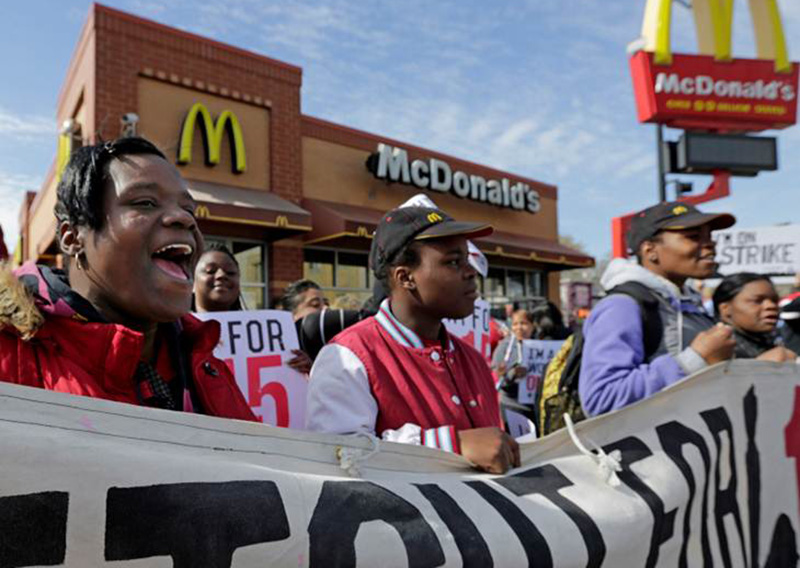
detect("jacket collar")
(375, 299), (454, 351)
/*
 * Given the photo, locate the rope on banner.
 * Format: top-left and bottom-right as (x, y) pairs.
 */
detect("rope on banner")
(335, 432), (381, 477)
(564, 414), (623, 487)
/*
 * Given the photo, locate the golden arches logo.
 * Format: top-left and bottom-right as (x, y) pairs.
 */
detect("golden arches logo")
(56, 132), (73, 182)
(672, 205), (689, 215)
(427, 212), (443, 223)
(356, 226), (369, 237)
(177, 103), (247, 173)
(195, 205), (211, 219)
(641, 0), (790, 73)
(275, 215), (289, 228)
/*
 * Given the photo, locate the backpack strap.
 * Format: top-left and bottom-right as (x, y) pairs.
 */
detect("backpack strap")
(607, 281), (663, 361)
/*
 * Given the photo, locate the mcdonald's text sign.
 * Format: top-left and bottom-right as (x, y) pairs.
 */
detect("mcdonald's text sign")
(631, 52), (798, 131)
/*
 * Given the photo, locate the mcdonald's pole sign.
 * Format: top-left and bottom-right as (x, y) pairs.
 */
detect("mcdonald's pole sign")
(177, 103), (247, 173)
(630, 0), (799, 131)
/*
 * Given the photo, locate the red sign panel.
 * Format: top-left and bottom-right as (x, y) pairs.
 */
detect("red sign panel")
(630, 50), (799, 131)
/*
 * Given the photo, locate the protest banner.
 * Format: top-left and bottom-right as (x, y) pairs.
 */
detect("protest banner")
(444, 299), (492, 359)
(194, 309), (307, 429)
(714, 224), (800, 277)
(2, 360), (798, 566)
(515, 339), (565, 404)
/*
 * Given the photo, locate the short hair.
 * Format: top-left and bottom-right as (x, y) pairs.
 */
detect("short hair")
(202, 242), (239, 269)
(375, 241), (422, 291)
(712, 272), (774, 316)
(282, 279), (321, 313)
(54, 137), (167, 232)
(531, 301), (568, 340)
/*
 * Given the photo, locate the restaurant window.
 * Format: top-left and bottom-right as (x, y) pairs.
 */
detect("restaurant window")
(204, 238), (268, 310)
(481, 266), (547, 308)
(304, 248), (372, 307)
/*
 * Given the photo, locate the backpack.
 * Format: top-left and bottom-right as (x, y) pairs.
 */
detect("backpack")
(535, 282), (663, 436)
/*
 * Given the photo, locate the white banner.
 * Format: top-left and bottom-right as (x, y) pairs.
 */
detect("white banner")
(517, 339), (565, 404)
(714, 224), (800, 276)
(1, 361), (799, 566)
(444, 299), (492, 359)
(194, 310), (307, 429)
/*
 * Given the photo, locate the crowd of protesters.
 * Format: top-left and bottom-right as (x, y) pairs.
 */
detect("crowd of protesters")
(1, 136), (798, 475)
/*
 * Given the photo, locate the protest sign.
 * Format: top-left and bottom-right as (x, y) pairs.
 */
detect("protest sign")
(504, 408), (537, 439)
(444, 299), (491, 359)
(714, 224), (800, 276)
(194, 310), (306, 429)
(1, 361), (799, 566)
(516, 339), (564, 404)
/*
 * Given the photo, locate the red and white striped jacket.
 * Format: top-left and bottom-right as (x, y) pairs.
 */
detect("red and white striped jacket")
(306, 299), (502, 453)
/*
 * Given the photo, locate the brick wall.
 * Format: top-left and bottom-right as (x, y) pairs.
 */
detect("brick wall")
(269, 240), (304, 305)
(91, 4), (304, 203)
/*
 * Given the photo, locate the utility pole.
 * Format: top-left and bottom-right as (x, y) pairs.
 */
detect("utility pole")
(656, 124), (667, 202)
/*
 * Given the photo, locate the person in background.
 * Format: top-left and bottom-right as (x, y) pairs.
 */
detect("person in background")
(331, 293), (363, 310)
(779, 295), (800, 355)
(713, 273), (797, 360)
(307, 206), (519, 474)
(193, 243), (244, 312)
(194, 244), (313, 374)
(282, 279), (328, 321)
(580, 201), (737, 417)
(491, 309), (536, 421)
(530, 301), (571, 340)
(0, 137), (255, 421)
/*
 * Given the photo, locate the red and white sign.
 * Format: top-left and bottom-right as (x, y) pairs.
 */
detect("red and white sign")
(630, 50), (799, 131)
(195, 310), (307, 429)
(444, 299), (492, 360)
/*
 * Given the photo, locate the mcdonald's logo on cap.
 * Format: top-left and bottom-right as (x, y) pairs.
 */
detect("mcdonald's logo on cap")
(177, 103), (247, 174)
(427, 212), (443, 223)
(630, 0), (799, 131)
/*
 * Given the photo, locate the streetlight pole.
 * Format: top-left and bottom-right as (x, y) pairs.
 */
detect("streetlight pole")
(656, 124), (667, 202)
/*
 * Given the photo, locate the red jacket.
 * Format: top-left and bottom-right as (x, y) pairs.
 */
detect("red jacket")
(307, 299), (502, 453)
(0, 263), (255, 421)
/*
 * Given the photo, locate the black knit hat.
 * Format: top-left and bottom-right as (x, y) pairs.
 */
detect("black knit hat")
(628, 201), (735, 254)
(369, 206), (492, 276)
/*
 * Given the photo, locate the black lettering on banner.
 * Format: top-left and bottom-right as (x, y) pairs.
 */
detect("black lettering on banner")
(105, 481), (290, 568)
(246, 320), (264, 352)
(495, 464), (605, 568)
(0, 491), (68, 567)
(743, 388), (762, 568)
(764, 514), (799, 568)
(266, 319), (286, 352)
(602, 437), (676, 568)
(415, 484), (493, 568)
(308, 481), (445, 568)
(227, 320), (242, 355)
(465, 480), (553, 567)
(655, 421), (713, 567)
(700, 407), (748, 567)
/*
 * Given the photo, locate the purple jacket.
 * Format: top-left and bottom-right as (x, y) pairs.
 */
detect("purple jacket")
(579, 259), (712, 417)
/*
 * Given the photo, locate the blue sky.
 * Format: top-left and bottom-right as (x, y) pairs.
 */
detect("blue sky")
(1, 0), (798, 259)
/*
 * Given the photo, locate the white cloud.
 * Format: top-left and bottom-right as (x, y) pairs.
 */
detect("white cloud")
(0, 107), (53, 140)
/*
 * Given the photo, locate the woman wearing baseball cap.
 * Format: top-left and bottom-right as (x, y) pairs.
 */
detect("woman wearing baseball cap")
(579, 201), (740, 417)
(306, 206), (519, 474)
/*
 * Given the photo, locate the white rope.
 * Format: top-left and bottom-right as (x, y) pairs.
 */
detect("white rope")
(335, 432), (381, 478)
(563, 414), (623, 487)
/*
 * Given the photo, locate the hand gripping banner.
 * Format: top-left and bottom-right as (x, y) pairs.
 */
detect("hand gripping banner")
(0, 360), (798, 567)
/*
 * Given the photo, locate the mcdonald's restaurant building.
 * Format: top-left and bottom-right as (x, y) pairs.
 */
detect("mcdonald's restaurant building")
(18, 4), (593, 310)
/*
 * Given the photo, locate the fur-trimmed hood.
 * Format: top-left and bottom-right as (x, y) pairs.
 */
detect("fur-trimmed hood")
(0, 262), (44, 340)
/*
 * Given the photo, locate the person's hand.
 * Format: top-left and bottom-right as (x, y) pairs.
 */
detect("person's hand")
(511, 365), (528, 380)
(495, 363), (507, 376)
(457, 427), (520, 474)
(691, 323), (735, 364)
(756, 346), (798, 363)
(286, 349), (313, 375)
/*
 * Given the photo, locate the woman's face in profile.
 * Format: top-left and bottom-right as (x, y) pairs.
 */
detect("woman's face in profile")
(79, 154), (203, 324)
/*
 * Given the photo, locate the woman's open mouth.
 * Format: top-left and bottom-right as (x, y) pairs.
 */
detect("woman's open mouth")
(152, 243), (194, 282)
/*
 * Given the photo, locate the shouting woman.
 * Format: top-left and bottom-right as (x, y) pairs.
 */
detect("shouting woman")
(0, 137), (255, 420)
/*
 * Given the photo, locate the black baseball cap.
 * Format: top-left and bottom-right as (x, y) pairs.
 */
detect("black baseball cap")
(627, 201), (735, 254)
(369, 206), (493, 276)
